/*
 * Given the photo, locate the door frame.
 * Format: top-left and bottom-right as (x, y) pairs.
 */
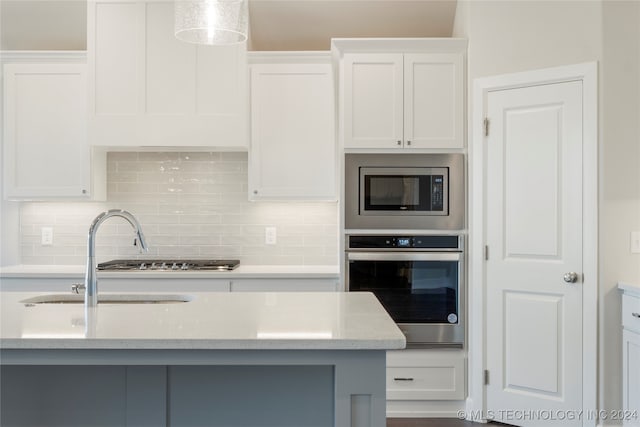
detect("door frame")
(468, 62), (598, 426)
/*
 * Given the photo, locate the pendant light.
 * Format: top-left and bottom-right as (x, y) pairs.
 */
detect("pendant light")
(174, 0), (248, 45)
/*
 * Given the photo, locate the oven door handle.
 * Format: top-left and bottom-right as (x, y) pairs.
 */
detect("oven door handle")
(346, 252), (462, 262)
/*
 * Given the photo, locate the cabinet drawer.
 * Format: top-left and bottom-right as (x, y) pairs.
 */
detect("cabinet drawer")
(387, 361), (465, 401)
(623, 294), (640, 334)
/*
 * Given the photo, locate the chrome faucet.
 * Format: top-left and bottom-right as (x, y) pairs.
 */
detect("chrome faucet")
(85, 209), (148, 307)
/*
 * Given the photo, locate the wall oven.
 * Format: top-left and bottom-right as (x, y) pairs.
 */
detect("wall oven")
(345, 153), (464, 230)
(345, 234), (464, 347)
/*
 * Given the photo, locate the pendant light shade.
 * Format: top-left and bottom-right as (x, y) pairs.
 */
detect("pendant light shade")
(175, 0), (248, 45)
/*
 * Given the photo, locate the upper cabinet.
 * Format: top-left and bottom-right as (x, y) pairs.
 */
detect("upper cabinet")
(334, 39), (466, 150)
(2, 58), (106, 200)
(87, 0), (247, 148)
(248, 54), (336, 200)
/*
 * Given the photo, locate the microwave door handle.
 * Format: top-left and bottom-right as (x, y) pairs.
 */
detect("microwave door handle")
(346, 252), (462, 262)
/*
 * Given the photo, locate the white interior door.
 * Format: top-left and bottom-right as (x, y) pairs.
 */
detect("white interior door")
(485, 80), (584, 426)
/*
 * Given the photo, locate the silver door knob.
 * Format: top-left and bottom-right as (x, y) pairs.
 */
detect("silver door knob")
(563, 272), (578, 283)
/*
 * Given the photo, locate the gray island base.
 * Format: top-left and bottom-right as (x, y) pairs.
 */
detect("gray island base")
(1, 349), (385, 427)
(0, 291), (405, 427)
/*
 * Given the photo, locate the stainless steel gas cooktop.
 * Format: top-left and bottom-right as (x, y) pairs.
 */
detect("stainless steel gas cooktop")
(97, 259), (240, 271)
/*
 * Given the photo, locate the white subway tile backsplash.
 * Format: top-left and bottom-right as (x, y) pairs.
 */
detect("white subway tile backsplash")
(199, 224), (243, 236)
(19, 152), (338, 266)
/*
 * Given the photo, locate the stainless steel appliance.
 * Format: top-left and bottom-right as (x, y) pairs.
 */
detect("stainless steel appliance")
(345, 153), (464, 230)
(97, 259), (240, 271)
(345, 234), (464, 346)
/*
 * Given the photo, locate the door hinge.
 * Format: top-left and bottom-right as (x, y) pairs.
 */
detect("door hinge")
(484, 245), (489, 261)
(484, 369), (490, 385)
(484, 118), (490, 137)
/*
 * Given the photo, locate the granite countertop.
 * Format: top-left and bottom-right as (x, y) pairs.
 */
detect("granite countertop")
(0, 291), (405, 351)
(0, 264), (339, 279)
(619, 282), (640, 296)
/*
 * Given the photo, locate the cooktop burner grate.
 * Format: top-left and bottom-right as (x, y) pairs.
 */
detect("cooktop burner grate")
(97, 259), (240, 271)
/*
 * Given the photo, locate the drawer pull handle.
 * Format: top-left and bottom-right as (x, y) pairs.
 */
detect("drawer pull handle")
(632, 312), (640, 318)
(393, 377), (414, 381)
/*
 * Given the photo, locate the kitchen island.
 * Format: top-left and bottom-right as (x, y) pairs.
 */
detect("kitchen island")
(0, 291), (405, 427)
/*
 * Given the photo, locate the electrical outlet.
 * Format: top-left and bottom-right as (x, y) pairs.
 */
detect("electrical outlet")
(631, 231), (640, 254)
(41, 227), (53, 246)
(265, 227), (277, 245)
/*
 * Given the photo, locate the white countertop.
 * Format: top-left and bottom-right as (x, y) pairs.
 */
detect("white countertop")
(0, 264), (339, 279)
(619, 282), (640, 296)
(0, 291), (405, 351)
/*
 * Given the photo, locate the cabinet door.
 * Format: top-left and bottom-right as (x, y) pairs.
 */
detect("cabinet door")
(343, 53), (404, 149)
(249, 63), (336, 200)
(3, 64), (93, 199)
(230, 278), (339, 292)
(404, 53), (464, 149)
(100, 278), (231, 293)
(623, 329), (640, 426)
(87, 1), (246, 148)
(0, 277), (231, 293)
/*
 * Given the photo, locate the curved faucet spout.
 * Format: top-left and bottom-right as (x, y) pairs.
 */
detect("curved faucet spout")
(85, 209), (148, 307)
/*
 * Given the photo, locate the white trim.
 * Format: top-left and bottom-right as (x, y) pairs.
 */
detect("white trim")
(469, 62), (598, 426)
(331, 38), (467, 55)
(0, 52), (87, 77)
(248, 51), (331, 64)
(0, 51), (87, 64)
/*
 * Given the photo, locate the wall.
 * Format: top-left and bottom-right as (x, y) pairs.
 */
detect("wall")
(455, 0), (640, 419)
(0, 1), (86, 50)
(18, 152), (339, 266)
(462, 1), (602, 78)
(601, 0), (640, 415)
(0, 34), (21, 266)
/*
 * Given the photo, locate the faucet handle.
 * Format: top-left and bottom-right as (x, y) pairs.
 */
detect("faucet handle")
(134, 231), (149, 253)
(71, 283), (86, 294)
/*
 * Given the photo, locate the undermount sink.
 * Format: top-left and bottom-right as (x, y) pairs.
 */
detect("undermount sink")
(21, 294), (194, 305)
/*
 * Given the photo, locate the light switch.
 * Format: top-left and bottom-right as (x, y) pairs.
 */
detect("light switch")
(265, 227), (277, 245)
(631, 231), (640, 254)
(41, 227), (53, 246)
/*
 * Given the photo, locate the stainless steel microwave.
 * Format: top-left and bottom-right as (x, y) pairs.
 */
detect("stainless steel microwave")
(345, 153), (465, 230)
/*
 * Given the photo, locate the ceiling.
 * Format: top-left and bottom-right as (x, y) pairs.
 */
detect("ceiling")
(0, 0), (457, 51)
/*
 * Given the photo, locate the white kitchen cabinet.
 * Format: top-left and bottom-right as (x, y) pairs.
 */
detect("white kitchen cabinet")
(336, 39), (466, 150)
(0, 277), (83, 293)
(248, 56), (336, 200)
(2, 62), (106, 200)
(343, 53), (403, 149)
(87, 0), (247, 148)
(100, 278), (231, 293)
(230, 278), (339, 292)
(385, 348), (466, 417)
(1, 277), (338, 293)
(0, 277), (231, 293)
(623, 330), (640, 427)
(386, 349), (466, 400)
(622, 290), (640, 426)
(0, 274), (341, 293)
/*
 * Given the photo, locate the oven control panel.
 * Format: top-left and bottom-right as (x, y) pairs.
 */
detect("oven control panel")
(348, 235), (462, 250)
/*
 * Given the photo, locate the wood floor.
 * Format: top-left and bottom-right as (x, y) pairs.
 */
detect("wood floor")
(387, 418), (502, 426)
